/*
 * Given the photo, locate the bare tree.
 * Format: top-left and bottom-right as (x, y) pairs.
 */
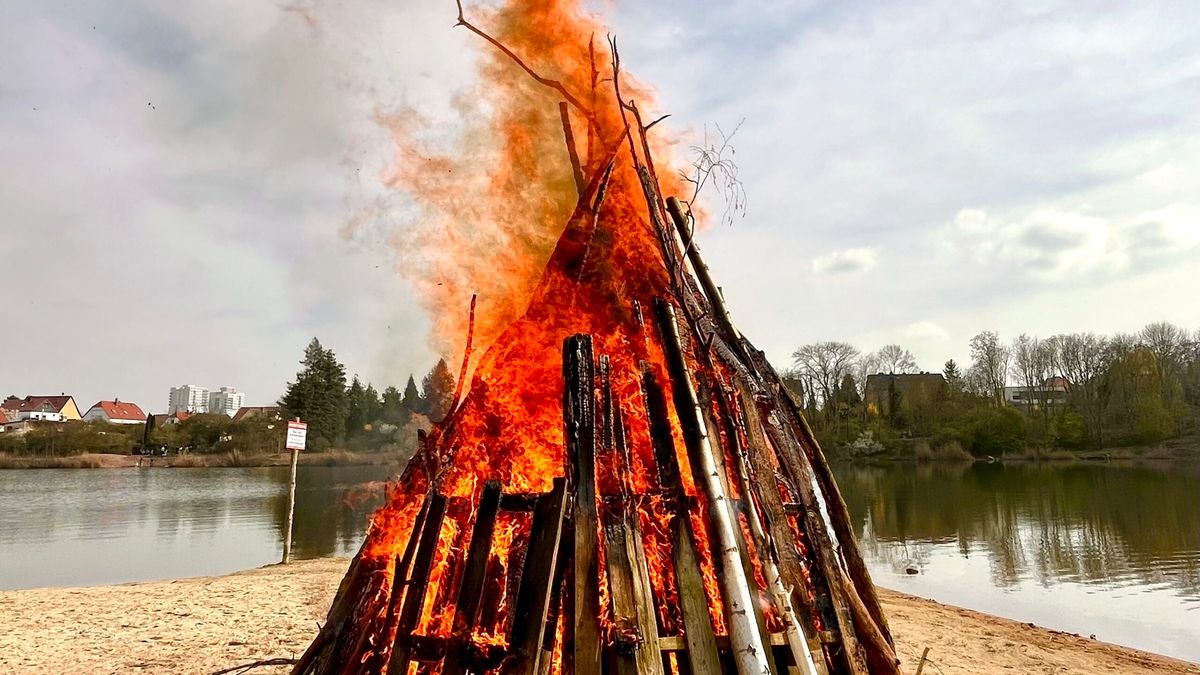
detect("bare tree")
(853, 351), (882, 397)
(1051, 333), (1111, 445)
(1140, 322), (1188, 399)
(970, 331), (1010, 406)
(791, 341), (861, 417)
(874, 344), (919, 374)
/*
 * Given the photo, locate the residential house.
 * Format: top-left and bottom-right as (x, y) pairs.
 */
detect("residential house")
(863, 373), (948, 418)
(232, 406), (282, 424)
(1004, 377), (1069, 410)
(1, 395), (82, 421)
(83, 399), (148, 425)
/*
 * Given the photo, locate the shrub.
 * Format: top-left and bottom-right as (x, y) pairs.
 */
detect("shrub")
(962, 406), (1028, 457)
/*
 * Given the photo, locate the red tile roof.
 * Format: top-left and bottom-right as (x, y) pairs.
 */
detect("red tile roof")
(232, 406), (281, 422)
(3, 396), (75, 414)
(90, 400), (147, 422)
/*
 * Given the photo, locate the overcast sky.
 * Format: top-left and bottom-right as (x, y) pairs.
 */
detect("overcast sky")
(2, 0), (1197, 412)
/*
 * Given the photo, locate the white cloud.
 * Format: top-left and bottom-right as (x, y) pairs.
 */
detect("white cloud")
(812, 247), (879, 275)
(938, 205), (1200, 281)
(905, 321), (950, 342)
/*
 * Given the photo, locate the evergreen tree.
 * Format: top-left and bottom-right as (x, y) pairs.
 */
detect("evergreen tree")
(280, 338), (348, 450)
(345, 376), (367, 437)
(402, 375), (422, 413)
(944, 359), (964, 393)
(380, 385), (408, 426)
(364, 384), (382, 425)
(421, 359), (456, 422)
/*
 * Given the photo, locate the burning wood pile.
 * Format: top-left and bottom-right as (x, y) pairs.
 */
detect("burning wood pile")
(294, 2), (898, 674)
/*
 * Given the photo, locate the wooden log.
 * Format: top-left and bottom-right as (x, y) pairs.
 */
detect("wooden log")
(506, 478), (569, 674)
(774, 375), (893, 647)
(442, 481), (503, 675)
(358, 494), (434, 675)
(717, 384), (824, 675)
(386, 492), (449, 674)
(599, 365), (665, 675)
(756, 408), (871, 675)
(657, 300), (773, 675)
(665, 196), (745, 360)
(563, 334), (602, 675)
(559, 101), (585, 195)
(639, 364), (723, 674)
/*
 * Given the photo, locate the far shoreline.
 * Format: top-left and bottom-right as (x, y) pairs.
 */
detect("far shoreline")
(0, 450), (407, 471)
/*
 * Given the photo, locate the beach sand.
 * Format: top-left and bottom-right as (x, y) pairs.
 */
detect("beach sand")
(0, 558), (1195, 675)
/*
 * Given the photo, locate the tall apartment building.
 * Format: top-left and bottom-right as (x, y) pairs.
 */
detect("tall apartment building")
(168, 385), (210, 414)
(208, 387), (245, 417)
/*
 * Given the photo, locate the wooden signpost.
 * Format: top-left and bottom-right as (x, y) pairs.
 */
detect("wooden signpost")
(282, 419), (307, 564)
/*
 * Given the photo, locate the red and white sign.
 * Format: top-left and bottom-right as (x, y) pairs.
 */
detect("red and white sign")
(286, 420), (308, 451)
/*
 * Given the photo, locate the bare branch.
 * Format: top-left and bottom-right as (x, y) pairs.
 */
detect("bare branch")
(211, 658), (298, 675)
(644, 114), (671, 131)
(454, 0), (590, 115)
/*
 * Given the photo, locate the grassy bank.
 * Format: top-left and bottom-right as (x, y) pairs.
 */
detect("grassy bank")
(0, 450), (408, 470)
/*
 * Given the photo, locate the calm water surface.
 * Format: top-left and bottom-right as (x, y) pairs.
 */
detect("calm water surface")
(0, 465), (392, 591)
(832, 461), (1200, 663)
(1, 462), (1197, 662)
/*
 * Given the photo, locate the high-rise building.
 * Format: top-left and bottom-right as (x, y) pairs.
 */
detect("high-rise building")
(208, 387), (245, 417)
(168, 385), (210, 414)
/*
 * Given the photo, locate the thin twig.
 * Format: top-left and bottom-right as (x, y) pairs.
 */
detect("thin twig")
(449, 293), (477, 420)
(644, 114), (671, 130)
(210, 658), (298, 675)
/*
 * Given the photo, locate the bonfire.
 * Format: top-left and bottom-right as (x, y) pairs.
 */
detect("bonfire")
(294, 1), (897, 673)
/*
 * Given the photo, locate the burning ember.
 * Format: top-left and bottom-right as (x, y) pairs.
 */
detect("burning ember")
(294, 1), (898, 674)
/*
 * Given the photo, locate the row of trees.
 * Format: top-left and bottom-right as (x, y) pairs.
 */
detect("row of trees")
(789, 322), (1200, 457)
(279, 338), (456, 452)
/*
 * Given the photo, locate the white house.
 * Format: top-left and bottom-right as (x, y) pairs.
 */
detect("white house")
(83, 399), (148, 425)
(168, 385), (209, 414)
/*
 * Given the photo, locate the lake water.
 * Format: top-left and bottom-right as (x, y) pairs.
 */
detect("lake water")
(0, 465), (393, 591)
(0, 462), (1197, 663)
(832, 461), (1200, 663)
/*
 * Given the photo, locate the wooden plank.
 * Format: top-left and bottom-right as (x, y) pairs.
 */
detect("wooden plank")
(756, 405), (870, 675)
(386, 492), (449, 674)
(442, 481), (503, 675)
(506, 478), (568, 675)
(735, 384), (833, 672)
(639, 365), (724, 675)
(599, 385), (664, 675)
(563, 334), (601, 675)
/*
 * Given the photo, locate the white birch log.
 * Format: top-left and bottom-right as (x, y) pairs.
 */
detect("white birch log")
(661, 303), (773, 675)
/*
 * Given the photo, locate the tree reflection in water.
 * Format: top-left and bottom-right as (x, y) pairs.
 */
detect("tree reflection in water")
(834, 461), (1200, 598)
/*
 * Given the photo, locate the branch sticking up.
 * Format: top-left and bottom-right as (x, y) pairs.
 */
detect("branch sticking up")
(454, 0), (591, 117)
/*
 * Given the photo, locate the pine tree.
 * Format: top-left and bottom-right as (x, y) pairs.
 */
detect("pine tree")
(421, 359), (456, 422)
(944, 359), (964, 393)
(345, 376), (367, 437)
(280, 338), (348, 450)
(381, 386), (408, 426)
(402, 375), (422, 413)
(364, 384), (382, 425)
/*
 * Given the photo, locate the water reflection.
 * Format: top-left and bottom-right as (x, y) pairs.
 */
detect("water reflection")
(0, 465), (394, 590)
(834, 461), (1200, 661)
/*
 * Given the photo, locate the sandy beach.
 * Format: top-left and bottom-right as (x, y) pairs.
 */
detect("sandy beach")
(0, 558), (1195, 675)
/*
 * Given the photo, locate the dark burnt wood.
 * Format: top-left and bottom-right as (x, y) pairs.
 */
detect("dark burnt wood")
(563, 334), (602, 675)
(386, 492), (448, 674)
(442, 481), (503, 675)
(506, 478), (568, 675)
